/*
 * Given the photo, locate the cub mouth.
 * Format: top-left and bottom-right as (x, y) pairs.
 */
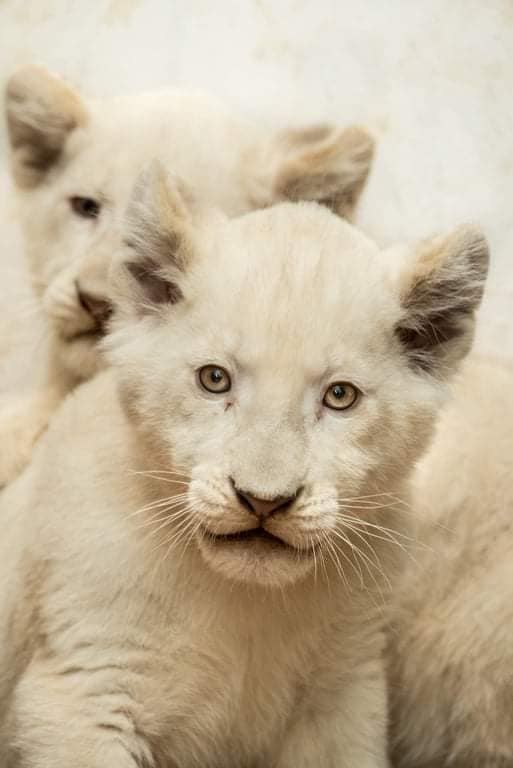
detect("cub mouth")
(198, 524), (315, 584)
(208, 527), (291, 548)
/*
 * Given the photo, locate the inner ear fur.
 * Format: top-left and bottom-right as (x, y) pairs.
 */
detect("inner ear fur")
(396, 225), (489, 375)
(273, 124), (375, 220)
(117, 165), (195, 315)
(5, 65), (88, 188)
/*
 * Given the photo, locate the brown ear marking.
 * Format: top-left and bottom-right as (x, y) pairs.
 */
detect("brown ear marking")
(5, 65), (88, 187)
(120, 166), (196, 313)
(396, 227), (489, 373)
(274, 124), (375, 219)
(125, 258), (184, 308)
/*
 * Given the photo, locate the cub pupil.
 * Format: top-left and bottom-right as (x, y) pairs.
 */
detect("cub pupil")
(70, 196), (101, 219)
(211, 369), (223, 384)
(332, 385), (345, 399)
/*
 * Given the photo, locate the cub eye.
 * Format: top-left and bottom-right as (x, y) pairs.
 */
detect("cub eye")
(70, 196), (101, 219)
(323, 382), (359, 411)
(198, 365), (231, 394)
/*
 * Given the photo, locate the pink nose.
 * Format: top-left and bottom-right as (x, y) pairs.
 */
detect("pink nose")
(232, 484), (298, 519)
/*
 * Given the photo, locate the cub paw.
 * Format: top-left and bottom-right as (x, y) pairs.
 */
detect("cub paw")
(0, 393), (55, 487)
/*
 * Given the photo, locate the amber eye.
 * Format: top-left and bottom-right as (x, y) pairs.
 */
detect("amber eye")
(198, 365), (231, 394)
(70, 196), (101, 219)
(323, 382), (359, 411)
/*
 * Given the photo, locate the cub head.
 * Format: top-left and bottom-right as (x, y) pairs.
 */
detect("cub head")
(105, 167), (489, 590)
(5, 64), (374, 382)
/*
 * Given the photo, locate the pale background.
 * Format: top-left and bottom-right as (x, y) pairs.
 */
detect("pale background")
(0, 0), (511, 383)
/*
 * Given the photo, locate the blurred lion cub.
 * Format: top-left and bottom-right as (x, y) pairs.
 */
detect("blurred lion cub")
(0, 162), (488, 765)
(389, 356), (513, 768)
(0, 65), (374, 485)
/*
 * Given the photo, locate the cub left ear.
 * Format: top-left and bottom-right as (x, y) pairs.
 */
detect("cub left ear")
(396, 225), (489, 375)
(250, 124), (374, 220)
(5, 65), (88, 188)
(111, 163), (195, 319)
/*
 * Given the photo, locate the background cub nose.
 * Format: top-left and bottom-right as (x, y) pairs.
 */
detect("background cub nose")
(232, 482), (298, 519)
(76, 284), (112, 326)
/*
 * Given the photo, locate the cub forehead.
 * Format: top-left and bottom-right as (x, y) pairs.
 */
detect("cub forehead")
(196, 201), (386, 304)
(64, 119), (149, 193)
(224, 201), (379, 271)
(185, 203), (395, 357)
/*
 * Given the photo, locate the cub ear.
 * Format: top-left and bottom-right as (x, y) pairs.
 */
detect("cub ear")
(5, 65), (88, 188)
(112, 163), (195, 320)
(396, 225), (489, 376)
(250, 124), (374, 220)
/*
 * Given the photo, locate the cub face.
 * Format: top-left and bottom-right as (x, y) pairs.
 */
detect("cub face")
(105, 167), (489, 589)
(5, 65), (374, 382)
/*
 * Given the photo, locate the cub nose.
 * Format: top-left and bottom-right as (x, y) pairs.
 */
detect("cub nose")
(231, 481), (299, 519)
(76, 284), (112, 327)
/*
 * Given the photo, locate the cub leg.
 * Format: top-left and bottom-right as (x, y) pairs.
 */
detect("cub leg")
(5, 659), (154, 768)
(275, 658), (390, 768)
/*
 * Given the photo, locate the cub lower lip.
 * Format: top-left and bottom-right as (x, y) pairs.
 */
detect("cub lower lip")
(207, 527), (290, 548)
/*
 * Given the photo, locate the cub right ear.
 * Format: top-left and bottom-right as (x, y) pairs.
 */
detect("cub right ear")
(111, 163), (196, 321)
(248, 124), (374, 220)
(396, 225), (489, 376)
(5, 65), (88, 188)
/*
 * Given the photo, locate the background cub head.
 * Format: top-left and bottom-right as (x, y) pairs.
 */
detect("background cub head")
(105, 167), (488, 589)
(5, 64), (374, 382)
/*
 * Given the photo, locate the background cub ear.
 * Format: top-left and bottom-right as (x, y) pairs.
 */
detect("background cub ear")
(275, 124), (374, 219)
(5, 64), (88, 188)
(249, 124), (374, 220)
(111, 163), (195, 320)
(396, 225), (489, 376)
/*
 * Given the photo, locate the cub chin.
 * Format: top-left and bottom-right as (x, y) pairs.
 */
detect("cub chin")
(388, 356), (513, 768)
(0, 64), (374, 486)
(0, 165), (488, 767)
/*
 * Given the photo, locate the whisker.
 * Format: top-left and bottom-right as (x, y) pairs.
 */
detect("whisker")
(337, 514), (418, 545)
(160, 511), (201, 562)
(128, 493), (190, 518)
(148, 505), (197, 557)
(135, 505), (191, 534)
(331, 527), (391, 595)
(311, 535), (318, 583)
(315, 533), (331, 592)
(321, 530), (355, 590)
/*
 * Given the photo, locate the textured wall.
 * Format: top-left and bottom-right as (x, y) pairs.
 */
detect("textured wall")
(0, 0), (511, 360)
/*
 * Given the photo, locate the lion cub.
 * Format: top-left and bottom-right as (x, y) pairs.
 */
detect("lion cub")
(389, 356), (513, 768)
(0, 167), (488, 766)
(0, 64), (374, 485)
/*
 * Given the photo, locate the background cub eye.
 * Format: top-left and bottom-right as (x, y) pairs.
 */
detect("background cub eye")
(198, 365), (231, 394)
(323, 382), (359, 411)
(69, 196), (101, 219)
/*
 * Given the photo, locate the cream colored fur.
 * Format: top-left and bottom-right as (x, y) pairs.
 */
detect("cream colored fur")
(388, 356), (513, 768)
(0, 64), (374, 487)
(0, 165), (487, 765)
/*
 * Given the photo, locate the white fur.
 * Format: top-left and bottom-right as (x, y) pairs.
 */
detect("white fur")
(0, 179), (487, 765)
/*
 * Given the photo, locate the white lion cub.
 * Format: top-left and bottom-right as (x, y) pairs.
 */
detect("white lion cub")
(0, 65), (374, 485)
(389, 356), (513, 768)
(0, 167), (488, 767)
